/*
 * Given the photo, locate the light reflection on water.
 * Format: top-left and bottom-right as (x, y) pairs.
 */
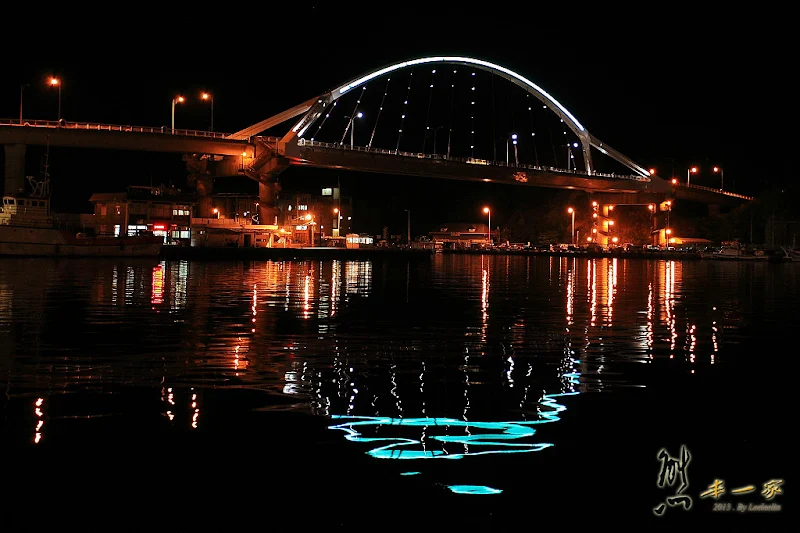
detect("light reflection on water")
(0, 255), (795, 489)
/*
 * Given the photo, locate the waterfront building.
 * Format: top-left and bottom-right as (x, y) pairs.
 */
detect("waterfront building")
(428, 222), (490, 249)
(89, 185), (195, 245)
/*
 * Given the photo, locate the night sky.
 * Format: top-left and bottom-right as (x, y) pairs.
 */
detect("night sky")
(2, 6), (791, 234)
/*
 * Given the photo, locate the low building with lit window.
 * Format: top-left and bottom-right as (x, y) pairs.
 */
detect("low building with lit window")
(428, 222), (490, 249)
(89, 185), (195, 244)
(345, 233), (374, 249)
(276, 185), (352, 246)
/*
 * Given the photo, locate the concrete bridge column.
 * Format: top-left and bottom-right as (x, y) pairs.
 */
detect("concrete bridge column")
(195, 175), (214, 218)
(258, 179), (279, 226)
(4, 144), (26, 195)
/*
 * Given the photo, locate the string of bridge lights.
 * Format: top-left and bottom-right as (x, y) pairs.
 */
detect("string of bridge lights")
(307, 64), (584, 168)
(395, 70), (413, 153)
(339, 86), (366, 146)
(310, 100), (337, 141)
(367, 77), (391, 150)
(447, 69), (457, 159)
(422, 69), (436, 152)
(471, 71), (476, 157)
(527, 94), (540, 166)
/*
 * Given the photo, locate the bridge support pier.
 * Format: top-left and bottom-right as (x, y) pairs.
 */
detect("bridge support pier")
(4, 144), (26, 195)
(195, 176), (215, 218)
(258, 179), (280, 226)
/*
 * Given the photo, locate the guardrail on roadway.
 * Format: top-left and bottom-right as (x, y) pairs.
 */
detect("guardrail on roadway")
(296, 138), (651, 182)
(1, 118), (231, 139)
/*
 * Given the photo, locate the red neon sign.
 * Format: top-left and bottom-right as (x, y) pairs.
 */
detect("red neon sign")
(153, 224), (166, 230)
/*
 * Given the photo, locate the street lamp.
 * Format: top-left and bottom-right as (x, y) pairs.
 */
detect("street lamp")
(171, 95), (184, 134)
(305, 214), (316, 246)
(346, 112), (363, 148)
(201, 92), (214, 132)
(404, 209), (411, 246)
(506, 133), (518, 165)
(333, 207), (340, 238)
(713, 166), (724, 190)
(48, 77), (61, 122)
(19, 83), (30, 125)
(687, 166), (698, 186)
(566, 142), (578, 171)
(567, 207), (575, 245)
(426, 125), (444, 154)
(213, 207), (219, 219)
(483, 207), (492, 246)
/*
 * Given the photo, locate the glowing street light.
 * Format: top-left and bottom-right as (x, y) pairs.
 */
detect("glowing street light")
(567, 207), (575, 245)
(347, 112), (363, 148)
(171, 95), (185, 134)
(507, 133), (518, 165)
(687, 166), (698, 186)
(201, 92), (214, 132)
(483, 207), (492, 246)
(713, 166), (724, 190)
(333, 207), (340, 238)
(213, 207), (219, 219)
(19, 83), (30, 125)
(48, 77), (61, 122)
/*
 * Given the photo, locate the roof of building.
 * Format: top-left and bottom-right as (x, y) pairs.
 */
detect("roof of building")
(89, 187), (196, 204)
(429, 223), (489, 234)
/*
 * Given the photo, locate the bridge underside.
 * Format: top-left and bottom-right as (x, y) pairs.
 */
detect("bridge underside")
(285, 144), (672, 197)
(0, 125), (254, 157)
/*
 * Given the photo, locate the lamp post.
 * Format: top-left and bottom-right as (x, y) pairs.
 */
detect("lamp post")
(201, 92), (214, 132)
(48, 77), (61, 122)
(483, 207), (492, 246)
(506, 133), (518, 165)
(713, 166), (723, 190)
(19, 83), (30, 125)
(687, 166), (697, 186)
(171, 96), (184, 134)
(567, 207), (575, 245)
(404, 209), (411, 246)
(305, 214), (316, 246)
(333, 208), (339, 238)
(347, 112), (363, 148)
(566, 142), (578, 172)
(426, 125), (444, 154)
(213, 207), (219, 219)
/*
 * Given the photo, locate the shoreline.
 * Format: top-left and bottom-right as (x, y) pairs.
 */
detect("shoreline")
(156, 246), (720, 262)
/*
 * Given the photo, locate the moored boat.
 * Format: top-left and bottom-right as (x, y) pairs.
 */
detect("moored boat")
(700, 240), (769, 261)
(1, 194), (163, 257)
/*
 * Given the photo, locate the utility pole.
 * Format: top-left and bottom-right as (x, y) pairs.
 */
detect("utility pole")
(405, 209), (411, 246)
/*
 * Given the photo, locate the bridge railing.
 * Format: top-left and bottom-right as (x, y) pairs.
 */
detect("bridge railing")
(296, 138), (650, 182)
(0, 118), (232, 139)
(676, 182), (752, 200)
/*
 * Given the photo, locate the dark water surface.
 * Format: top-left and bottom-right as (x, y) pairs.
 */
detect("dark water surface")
(0, 255), (792, 529)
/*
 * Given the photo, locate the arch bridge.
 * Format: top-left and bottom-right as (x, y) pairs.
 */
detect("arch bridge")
(2, 57), (749, 246)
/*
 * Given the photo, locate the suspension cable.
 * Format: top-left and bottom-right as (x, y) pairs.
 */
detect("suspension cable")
(339, 86), (367, 146)
(367, 77), (391, 150)
(422, 68), (436, 152)
(310, 100), (338, 141)
(446, 69), (456, 159)
(491, 73), (496, 162)
(527, 95), (539, 166)
(395, 70), (413, 153)
(470, 71), (476, 158)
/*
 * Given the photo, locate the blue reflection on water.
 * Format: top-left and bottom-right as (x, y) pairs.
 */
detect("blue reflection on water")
(328, 390), (579, 460)
(447, 485), (503, 495)
(400, 472), (421, 476)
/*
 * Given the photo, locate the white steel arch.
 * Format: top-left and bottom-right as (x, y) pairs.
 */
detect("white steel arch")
(283, 56), (650, 178)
